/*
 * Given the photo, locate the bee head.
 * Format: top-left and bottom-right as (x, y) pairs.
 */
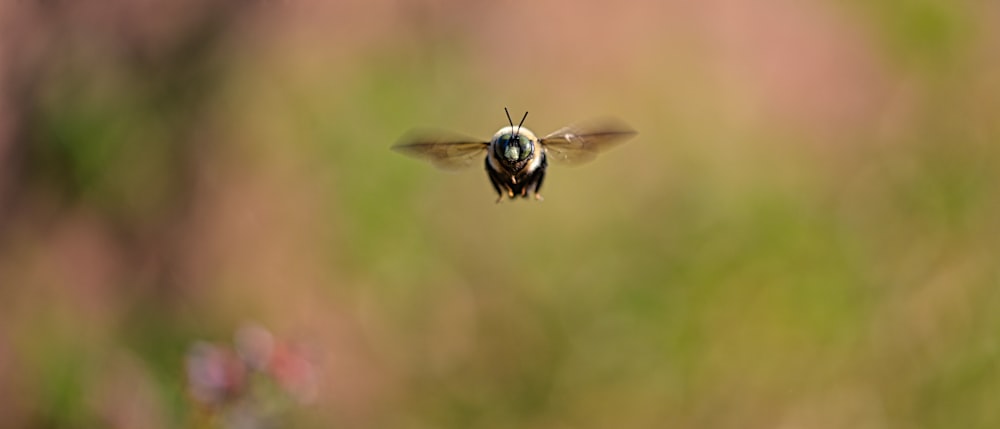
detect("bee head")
(493, 128), (537, 162)
(494, 107), (535, 164)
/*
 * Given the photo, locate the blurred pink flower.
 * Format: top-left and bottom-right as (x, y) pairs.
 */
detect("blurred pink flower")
(186, 341), (247, 408)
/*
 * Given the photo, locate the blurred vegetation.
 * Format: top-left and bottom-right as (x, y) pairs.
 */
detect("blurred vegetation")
(0, 0), (998, 428)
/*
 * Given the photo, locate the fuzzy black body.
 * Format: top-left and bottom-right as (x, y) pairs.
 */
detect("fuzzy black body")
(486, 152), (547, 200)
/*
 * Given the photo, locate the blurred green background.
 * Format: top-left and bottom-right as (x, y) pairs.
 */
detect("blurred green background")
(1, 0), (999, 428)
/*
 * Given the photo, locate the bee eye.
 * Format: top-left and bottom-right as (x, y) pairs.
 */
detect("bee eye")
(518, 137), (532, 159)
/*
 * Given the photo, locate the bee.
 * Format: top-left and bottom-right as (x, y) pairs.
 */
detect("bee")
(393, 108), (636, 202)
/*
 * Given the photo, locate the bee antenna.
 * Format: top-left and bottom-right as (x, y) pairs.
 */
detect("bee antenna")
(504, 107), (514, 129)
(516, 111), (528, 137)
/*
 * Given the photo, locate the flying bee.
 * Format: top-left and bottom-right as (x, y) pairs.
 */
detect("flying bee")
(392, 108), (637, 202)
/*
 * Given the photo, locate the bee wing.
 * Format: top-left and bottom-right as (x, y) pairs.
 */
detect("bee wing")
(539, 118), (637, 165)
(392, 130), (489, 171)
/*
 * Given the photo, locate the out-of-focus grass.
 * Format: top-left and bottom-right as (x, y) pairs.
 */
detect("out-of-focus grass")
(1, 1), (999, 428)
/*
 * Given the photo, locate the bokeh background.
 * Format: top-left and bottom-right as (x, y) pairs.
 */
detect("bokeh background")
(1, 0), (999, 428)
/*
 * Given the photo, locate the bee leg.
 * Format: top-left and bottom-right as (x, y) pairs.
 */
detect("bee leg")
(529, 157), (547, 201)
(486, 158), (505, 202)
